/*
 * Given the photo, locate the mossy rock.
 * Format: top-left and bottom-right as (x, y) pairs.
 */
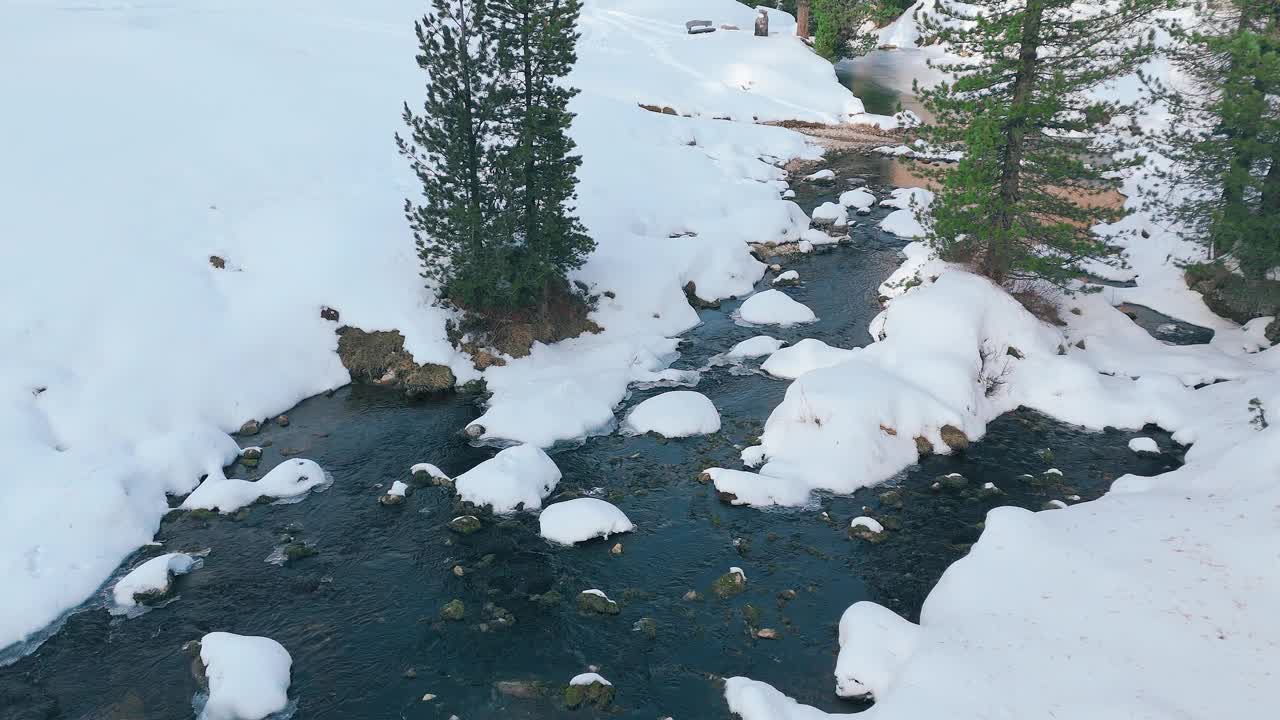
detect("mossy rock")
(939, 424), (969, 452)
(634, 617), (658, 640)
(741, 604), (763, 629)
(914, 436), (933, 456)
(576, 591), (620, 615)
(849, 524), (887, 543)
(283, 542), (317, 562)
(531, 590), (563, 608)
(936, 473), (968, 490)
(440, 599), (466, 621)
(711, 571), (746, 598)
(564, 681), (615, 710)
(411, 469), (452, 487)
(482, 603), (515, 630)
(447, 515), (483, 535)
(878, 489), (905, 508)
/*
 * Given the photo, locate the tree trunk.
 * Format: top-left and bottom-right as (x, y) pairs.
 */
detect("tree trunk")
(988, 0), (1044, 283)
(796, 0), (811, 39)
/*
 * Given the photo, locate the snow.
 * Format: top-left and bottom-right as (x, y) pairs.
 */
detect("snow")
(110, 552), (202, 612)
(803, 169), (836, 182)
(760, 339), (857, 380)
(737, 290), (817, 327)
(724, 677), (844, 720)
(703, 467), (814, 507)
(181, 459), (329, 514)
(772, 271), (800, 285)
(838, 188), (876, 210)
(811, 202), (848, 227)
(539, 498), (634, 546)
(570, 672), (612, 687)
(454, 444), (561, 514)
(848, 516), (884, 534)
(0, 0), (861, 650)
(878, 188), (933, 239)
(386, 480), (409, 498)
(624, 390), (721, 438)
(409, 462), (449, 482)
(198, 632), (292, 720)
(725, 335), (787, 360)
(834, 601), (918, 700)
(1128, 437), (1159, 454)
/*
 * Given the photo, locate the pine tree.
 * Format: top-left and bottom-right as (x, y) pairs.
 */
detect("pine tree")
(1142, 1), (1280, 279)
(914, 0), (1165, 286)
(490, 0), (595, 313)
(396, 0), (511, 309)
(813, 0), (878, 60)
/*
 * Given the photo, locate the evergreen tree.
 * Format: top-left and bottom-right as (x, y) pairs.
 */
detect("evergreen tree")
(813, 0), (878, 60)
(914, 0), (1165, 286)
(396, 0), (515, 309)
(489, 0), (595, 311)
(1142, 1), (1280, 279)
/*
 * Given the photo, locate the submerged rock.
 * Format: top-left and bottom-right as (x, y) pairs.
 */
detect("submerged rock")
(937, 472), (968, 490)
(577, 589), (620, 615)
(634, 617), (658, 640)
(283, 542), (316, 563)
(440, 599), (466, 621)
(495, 679), (544, 699)
(448, 515), (483, 535)
(754, 628), (780, 640)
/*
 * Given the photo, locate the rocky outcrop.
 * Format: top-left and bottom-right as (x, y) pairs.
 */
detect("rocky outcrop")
(336, 327), (455, 398)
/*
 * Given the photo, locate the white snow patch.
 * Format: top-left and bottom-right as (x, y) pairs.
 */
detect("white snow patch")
(849, 516), (884, 534)
(110, 552), (203, 613)
(772, 271), (800, 285)
(386, 480), (409, 498)
(539, 498), (634, 546)
(1128, 437), (1159, 454)
(198, 632), (292, 720)
(803, 169), (836, 182)
(409, 462), (449, 482)
(724, 335), (787, 361)
(760, 339), (857, 379)
(454, 444), (561, 514)
(181, 459), (329, 514)
(737, 290), (817, 327)
(724, 677), (846, 720)
(570, 672), (612, 687)
(878, 188), (934, 238)
(811, 202), (848, 227)
(835, 601), (919, 699)
(624, 391), (721, 437)
(838, 189), (876, 210)
(704, 467), (813, 507)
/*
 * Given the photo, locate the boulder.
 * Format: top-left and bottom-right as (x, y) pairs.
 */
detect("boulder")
(939, 424), (969, 452)
(565, 674), (615, 709)
(577, 589), (620, 615)
(238, 419), (261, 436)
(711, 567), (747, 597)
(336, 326), (455, 398)
(440, 599), (466, 621)
(447, 515), (483, 535)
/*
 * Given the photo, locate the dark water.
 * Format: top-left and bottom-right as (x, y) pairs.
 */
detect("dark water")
(1117, 303), (1216, 346)
(0, 158), (1183, 720)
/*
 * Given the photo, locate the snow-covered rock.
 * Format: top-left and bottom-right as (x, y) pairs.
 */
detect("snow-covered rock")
(111, 552), (203, 612)
(454, 444), (561, 513)
(624, 390), (721, 437)
(181, 459), (329, 514)
(803, 169), (836, 183)
(724, 677), (833, 720)
(539, 498), (634, 546)
(570, 672), (612, 687)
(772, 270), (800, 285)
(760, 339), (856, 379)
(704, 467), (813, 507)
(387, 480), (408, 498)
(410, 462), (450, 484)
(727, 335), (786, 360)
(811, 202), (848, 228)
(1128, 437), (1159, 454)
(198, 632), (292, 720)
(737, 290), (817, 327)
(839, 188), (876, 210)
(879, 187), (933, 237)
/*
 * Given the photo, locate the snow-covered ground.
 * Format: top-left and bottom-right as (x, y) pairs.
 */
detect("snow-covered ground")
(0, 0), (863, 651)
(722, 4), (1280, 719)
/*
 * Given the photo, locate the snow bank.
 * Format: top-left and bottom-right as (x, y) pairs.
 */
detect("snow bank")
(198, 632), (292, 720)
(454, 444), (561, 513)
(539, 498), (634, 546)
(724, 677), (846, 720)
(1, 0), (860, 649)
(110, 552), (203, 613)
(624, 391), (721, 437)
(181, 459), (329, 514)
(737, 290), (817, 327)
(834, 601), (918, 699)
(760, 339), (857, 379)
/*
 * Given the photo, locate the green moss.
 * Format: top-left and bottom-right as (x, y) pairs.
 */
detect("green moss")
(711, 571), (746, 598)
(440, 599), (466, 621)
(283, 542), (317, 562)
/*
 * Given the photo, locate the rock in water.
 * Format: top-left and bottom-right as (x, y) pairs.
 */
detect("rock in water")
(447, 515), (482, 535)
(711, 567), (747, 597)
(940, 424), (969, 452)
(576, 589), (620, 615)
(440, 599), (466, 621)
(565, 673), (615, 709)
(849, 516), (887, 543)
(238, 419), (261, 436)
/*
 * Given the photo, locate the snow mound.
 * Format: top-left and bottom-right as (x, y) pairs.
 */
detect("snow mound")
(454, 444), (561, 513)
(181, 459), (328, 513)
(570, 672), (612, 687)
(834, 601), (919, 699)
(724, 677), (839, 720)
(386, 480), (409, 498)
(803, 169), (836, 182)
(704, 467), (813, 507)
(409, 462), (449, 482)
(877, 187), (933, 238)
(737, 290), (817, 327)
(838, 188), (876, 210)
(811, 202), (848, 227)
(848, 516), (884, 534)
(760, 339), (857, 379)
(728, 335), (786, 359)
(1128, 437), (1158, 454)
(624, 390), (721, 437)
(198, 632), (292, 720)
(772, 271), (800, 285)
(111, 552), (203, 612)
(539, 498), (634, 546)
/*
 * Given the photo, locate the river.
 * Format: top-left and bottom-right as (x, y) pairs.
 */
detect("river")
(0, 61), (1184, 720)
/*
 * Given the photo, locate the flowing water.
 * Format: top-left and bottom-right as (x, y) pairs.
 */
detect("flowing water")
(1, 67), (1187, 720)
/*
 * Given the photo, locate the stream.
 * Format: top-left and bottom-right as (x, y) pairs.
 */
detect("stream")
(0, 60), (1186, 720)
